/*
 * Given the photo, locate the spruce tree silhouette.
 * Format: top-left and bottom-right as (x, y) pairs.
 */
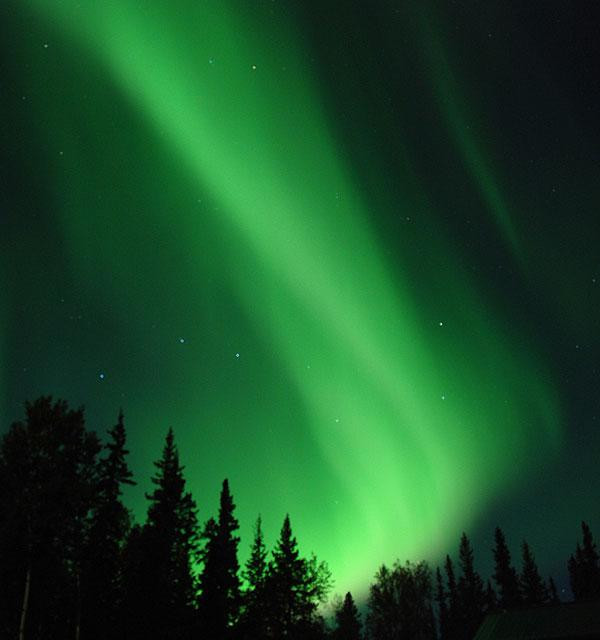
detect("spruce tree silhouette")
(121, 523), (151, 639)
(444, 555), (459, 640)
(125, 428), (198, 639)
(520, 541), (548, 605)
(240, 516), (269, 640)
(0, 397), (100, 640)
(568, 521), (600, 601)
(456, 534), (485, 640)
(492, 527), (521, 610)
(435, 567), (448, 640)
(81, 410), (135, 640)
(333, 592), (362, 640)
(197, 479), (241, 639)
(266, 514), (330, 639)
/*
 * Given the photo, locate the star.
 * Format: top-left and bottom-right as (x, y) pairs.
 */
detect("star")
(235, 353), (240, 358)
(179, 337), (185, 344)
(99, 373), (105, 380)
(251, 64), (257, 71)
(439, 321), (444, 327)
(441, 394), (446, 400)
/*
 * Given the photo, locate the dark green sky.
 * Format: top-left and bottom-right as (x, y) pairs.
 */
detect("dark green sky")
(2, 0), (599, 599)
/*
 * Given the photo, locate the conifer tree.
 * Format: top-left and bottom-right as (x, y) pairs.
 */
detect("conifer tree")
(568, 544), (582, 600)
(266, 515), (331, 639)
(456, 533), (485, 640)
(197, 479), (241, 639)
(520, 541), (548, 606)
(81, 410), (135, 640)
(435, 567), (448, 640)
(240, 516), (269, 640)
(568, 521), (600, 600)
(333, 592), (362, 640)
(444, 555), (459, 640)
(120, 524), (149, 639)
(492, 527), (521, 609)
(128, 428), (198, 638)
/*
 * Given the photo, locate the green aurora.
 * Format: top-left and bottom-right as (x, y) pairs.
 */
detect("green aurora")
(3, 0), (599, 598)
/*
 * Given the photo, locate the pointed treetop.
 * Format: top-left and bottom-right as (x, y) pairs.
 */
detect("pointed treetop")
(520, 540), (548, 605)
(334, 591), (362, 640)
(459, 533), (475, 575)
(445, 554), (457, 592)
(244, 515), (268, 589)
(493, 526), (521, 609)
(581, 521), (599, 562)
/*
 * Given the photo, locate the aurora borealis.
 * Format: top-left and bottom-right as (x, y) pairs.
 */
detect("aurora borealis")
(2, 0), (599, 598)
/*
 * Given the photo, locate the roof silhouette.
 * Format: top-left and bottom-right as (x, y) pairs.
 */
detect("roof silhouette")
(474, 601), (600, 640)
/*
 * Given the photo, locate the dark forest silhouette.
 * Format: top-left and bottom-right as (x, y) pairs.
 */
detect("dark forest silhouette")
(1, 397), (599, 639)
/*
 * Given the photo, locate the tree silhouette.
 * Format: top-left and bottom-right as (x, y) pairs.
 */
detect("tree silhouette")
(80, 410), (134, 640)
(492, 527), (521, 610)
(333, 591), (362, 640)
(444, 555), (459, 640)
(266, 514), (331, 639)
(435, 567), (448, 640)
(2, 393), (599, 639)
(568, 521), (600, 601)
(197, 478), (241, 639)
(0, 397), (100, 640)
(520, 541), (548, 606)
(121, 523), (161, 639)
(366, 560), (435, 640)
(126, 428), (198, 638)
(456, 533), (486, 640)
(240, 516), (269, 640)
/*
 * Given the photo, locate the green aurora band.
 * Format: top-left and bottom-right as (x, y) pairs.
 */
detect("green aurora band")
(7, 1), (562, 595)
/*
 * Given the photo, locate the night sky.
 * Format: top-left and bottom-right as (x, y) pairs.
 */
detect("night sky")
(2, 0), (599, 601)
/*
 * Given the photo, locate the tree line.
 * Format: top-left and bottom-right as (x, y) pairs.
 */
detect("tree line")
(0, 397), (598, 640)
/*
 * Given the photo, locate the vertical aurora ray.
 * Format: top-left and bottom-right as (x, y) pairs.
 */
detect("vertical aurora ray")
(415, 6), (522, 255)
(15, 0), (562, 594)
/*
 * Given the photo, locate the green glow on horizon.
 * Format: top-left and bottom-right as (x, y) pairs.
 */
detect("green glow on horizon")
(17, 0), (561, 596)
